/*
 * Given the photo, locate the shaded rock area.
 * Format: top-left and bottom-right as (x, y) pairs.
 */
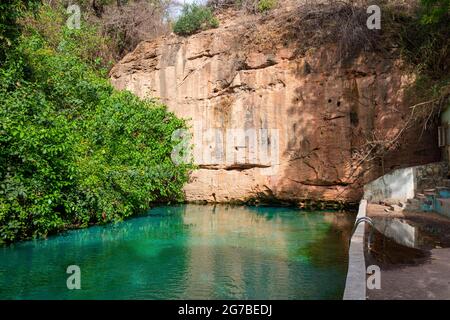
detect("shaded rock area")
(110, 6), (439, 204)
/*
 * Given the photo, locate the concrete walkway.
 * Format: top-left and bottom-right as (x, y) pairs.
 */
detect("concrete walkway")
(366, 204), (450, 300)
(368, 248), (450, 299)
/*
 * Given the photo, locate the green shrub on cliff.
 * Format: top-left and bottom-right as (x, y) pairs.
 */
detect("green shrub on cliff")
(20, 3), (115, 74)
(0, 0), (40, 63)
(390, 1), (450, 79)
(0, 12), (191, 243)
(173, 3), (219, 36)
(207, 0), (276, 13)
(420, 0), (450, 24)
(257, 0), (277, 13)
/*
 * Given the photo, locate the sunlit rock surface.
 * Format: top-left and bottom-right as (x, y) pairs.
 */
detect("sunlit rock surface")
(110, 6), (439, 204)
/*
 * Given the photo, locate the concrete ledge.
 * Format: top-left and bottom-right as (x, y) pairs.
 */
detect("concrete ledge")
(343, 199), (367, 300)
(363, 162), (447, 203)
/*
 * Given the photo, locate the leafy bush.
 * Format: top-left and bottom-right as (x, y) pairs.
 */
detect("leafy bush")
(257, 0), (277, 13)
(0, 27), (191, 243)
(0, 0), (39, 63)
(20, 4), (114, 74)
(20, 1), (173, 71)
(173, 3), (219, 36)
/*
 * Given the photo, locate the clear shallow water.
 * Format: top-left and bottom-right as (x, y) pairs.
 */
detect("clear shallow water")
(0, 205), (355, 300)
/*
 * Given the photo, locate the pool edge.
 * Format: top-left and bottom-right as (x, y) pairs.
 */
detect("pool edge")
(343, 199), (367, 300)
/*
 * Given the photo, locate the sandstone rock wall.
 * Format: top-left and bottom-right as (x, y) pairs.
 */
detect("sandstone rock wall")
(110, 8), (439, 205)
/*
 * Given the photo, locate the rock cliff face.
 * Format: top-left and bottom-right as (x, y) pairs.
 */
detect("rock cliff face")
(110, 7), (439, 205)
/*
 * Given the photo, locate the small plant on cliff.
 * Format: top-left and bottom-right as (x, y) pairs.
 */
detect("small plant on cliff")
(207, 0), (276, 13)
(420, 0), (450, 24)
(173, 3), (219, 36)
(257, 0), (277, 13)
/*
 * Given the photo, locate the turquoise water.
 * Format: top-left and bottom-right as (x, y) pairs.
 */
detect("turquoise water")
(0, 205), (355, 300)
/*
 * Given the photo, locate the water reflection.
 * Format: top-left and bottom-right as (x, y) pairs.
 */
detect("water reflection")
(372, 218), (418, 249)
(371, 216), (450, 250)
(0, 205), (355, 300)
(366, 217), (450, 267)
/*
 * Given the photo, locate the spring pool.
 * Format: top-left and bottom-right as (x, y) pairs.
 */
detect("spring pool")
(0, 205), (355, 299)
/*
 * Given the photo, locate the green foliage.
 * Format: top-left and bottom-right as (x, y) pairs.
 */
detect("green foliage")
(392, 4), (450, 79)
(0, 26), (191, 243)
(420, 0), (450, 24)
(257, 0), (277, 13)
(21, 4), (114, 74)
(0, 0), (39, 63)
(383, 1), (450, 133)
(173, 3), (219, 36)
